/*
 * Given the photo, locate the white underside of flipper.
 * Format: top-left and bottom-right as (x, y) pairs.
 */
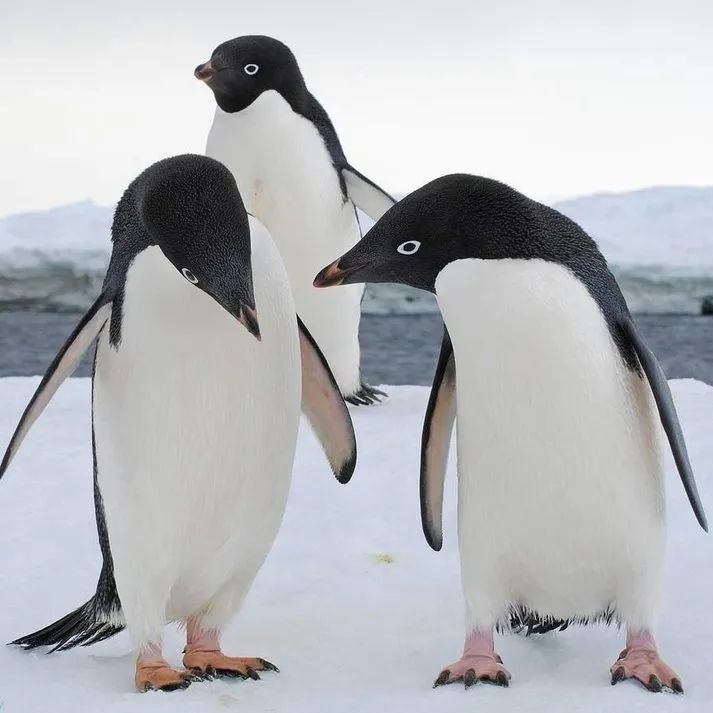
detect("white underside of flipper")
(435, 258), (666, 632)
(206, 91), (364, 396)
(0, 300), (111, 476)
(93, 218), (301, 649)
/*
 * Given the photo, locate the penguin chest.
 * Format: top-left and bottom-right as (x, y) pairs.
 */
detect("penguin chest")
(205, 92), (364, 395)
(435, 258), (665, 619)
(205, 92), (361, 285)
(93, 235), (301, 589)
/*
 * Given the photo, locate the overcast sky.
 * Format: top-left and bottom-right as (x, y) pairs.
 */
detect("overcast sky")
(1, 0), (711, 215)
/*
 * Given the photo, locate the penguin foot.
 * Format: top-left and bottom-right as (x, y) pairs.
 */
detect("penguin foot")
(610, 647), (683, 693)
(183, 650), (279, 680)
(433, 653), (510, 689)
(345, 383), (387, 406)
(434, 629), (510, 690)
(135, 661), (194, 692)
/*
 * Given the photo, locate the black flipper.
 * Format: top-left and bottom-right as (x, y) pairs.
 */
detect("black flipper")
(6, 304), (125, 651)
(0, 295), (112, 479)
(621, 315), (708, 531)
(420, 329), (456, 551)
(298, 316), (357, 484)
(341, 165), (396, 222)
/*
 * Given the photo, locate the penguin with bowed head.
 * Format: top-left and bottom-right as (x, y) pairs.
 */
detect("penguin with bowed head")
(314, 174), (707, 693)
(195, 34), (395, 405)
(1, 154), (357, 692)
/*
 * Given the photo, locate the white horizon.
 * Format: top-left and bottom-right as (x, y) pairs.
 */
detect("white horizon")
(2, 0), (712, 216)
(4, 182), (713, 222)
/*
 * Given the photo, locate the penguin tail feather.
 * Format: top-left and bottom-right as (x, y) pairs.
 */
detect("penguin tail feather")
(9, 596), (125, 652)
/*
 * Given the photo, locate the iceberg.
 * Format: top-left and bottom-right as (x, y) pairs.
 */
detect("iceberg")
(1, 186), (712, 313)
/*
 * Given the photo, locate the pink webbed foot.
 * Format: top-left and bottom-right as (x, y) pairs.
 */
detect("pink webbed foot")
(135, 642), (194, 693)
(610, 630), (683, 693)
(183, 618), (278, 682)
(434, 630), (511, 689)
(135, 661), (193, 692)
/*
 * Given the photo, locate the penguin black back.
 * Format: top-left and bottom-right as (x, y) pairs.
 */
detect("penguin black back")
(315, 173), (707, 532)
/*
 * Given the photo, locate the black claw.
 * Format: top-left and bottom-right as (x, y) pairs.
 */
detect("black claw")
(647, 674), (662, 693)
(246, 667), (261, 681)
(187, 667), (211, 681)
(495, 671), (509, 687)
(433, 670), (451, 688)
(346, 395), (369, 406)
(611, 667), (626, 685)
(463, 669), (477, 689)
(671, 678), (684, 694)
(159, 679), (191, 692)
(346, 384), (387, 406)
(259, 658), (279, 672)
(215, 668), (245, 679)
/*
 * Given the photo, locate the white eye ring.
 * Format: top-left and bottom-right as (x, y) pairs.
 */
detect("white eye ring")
(182, 268), (198, 284)
(397, 240), (421, 255)
(244, 63), (259, 75)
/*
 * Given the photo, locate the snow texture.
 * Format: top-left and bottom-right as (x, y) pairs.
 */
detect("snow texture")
(1, 185), (713, 313)
(0, 378), (711, 712)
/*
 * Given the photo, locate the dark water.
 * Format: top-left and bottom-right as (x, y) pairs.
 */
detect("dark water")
(361, 314), (713, 386)
(0, 311), (711, 386)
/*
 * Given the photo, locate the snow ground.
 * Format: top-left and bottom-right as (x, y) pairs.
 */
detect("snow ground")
(0, 379), (711, 712)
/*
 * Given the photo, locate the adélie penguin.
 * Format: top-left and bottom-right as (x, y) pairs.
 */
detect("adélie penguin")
(1, 154), (357, 692)
(314, 174), (707, 693)
(196, 34), (395, 405)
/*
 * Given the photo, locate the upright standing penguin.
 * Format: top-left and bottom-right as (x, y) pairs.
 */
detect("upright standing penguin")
(196, 35), (396, 405)
(1, 155), (357, 692)
(315, 174), (707, 693)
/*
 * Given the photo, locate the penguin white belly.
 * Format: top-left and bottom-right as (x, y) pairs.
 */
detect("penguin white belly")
(206, 91), (363, 394)
(93, 220), (300, 646)
(435, 258), (666, 631)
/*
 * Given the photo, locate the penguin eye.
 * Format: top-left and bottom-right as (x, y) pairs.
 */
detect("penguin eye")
(182, 268), (199, 284)
(396, 240), (421, 255)
(244, 64), (259, 76)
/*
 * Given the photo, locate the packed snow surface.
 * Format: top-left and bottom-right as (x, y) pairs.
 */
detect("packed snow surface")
(2, 186), (713, 313)
(0, 379), (711, 712)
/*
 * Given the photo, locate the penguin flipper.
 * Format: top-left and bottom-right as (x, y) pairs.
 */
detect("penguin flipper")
(0, 295), (112, 479)
(298, 316), (357, 484)
(342, 165), (396, 222)
(420, 329), (456, 551)
(620, 315), (708, 531)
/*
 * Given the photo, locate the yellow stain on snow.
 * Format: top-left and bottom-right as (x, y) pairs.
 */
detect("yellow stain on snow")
(370, 553), (395, 564)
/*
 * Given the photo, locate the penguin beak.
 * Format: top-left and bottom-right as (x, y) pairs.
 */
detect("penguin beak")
(313, 260), (364, 288)
(194, 61), (215, 82)
(236, 304), (261, 341)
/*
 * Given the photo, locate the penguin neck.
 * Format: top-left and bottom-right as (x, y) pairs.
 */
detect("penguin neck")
(278, 77), (311, 116)
(213, 88), (318, 131)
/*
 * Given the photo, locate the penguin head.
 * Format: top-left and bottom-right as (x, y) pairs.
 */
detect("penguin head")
(195, 35), (306, 113)
(314, 174), (539, 293)
(140, 155), (261, 339)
